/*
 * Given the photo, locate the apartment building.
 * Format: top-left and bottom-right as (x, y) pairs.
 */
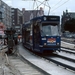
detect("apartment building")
(0, 0), (11, 28)
(11, 8), (23, 34)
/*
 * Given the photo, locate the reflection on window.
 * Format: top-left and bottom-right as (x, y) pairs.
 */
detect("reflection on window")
(41, 25), (51, 36)
(41, 23), (59, 36)
(51, 26), (59, 36)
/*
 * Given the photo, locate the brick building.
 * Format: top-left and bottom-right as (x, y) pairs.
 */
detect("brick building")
(11, 8), (23, 34)
(22, 7), (44, 23)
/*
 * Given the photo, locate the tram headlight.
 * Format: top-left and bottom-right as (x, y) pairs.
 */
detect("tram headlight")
(42, 38), (46, 40)
(44, 17), (46, 20)
(44, 43), (46, 45)
(57, 43), (59, 45)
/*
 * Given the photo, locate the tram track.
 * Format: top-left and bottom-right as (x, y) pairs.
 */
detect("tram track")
(1, 38), (75, 75)
(1, 43), (75, 75)
(61, 38), (75, 51)
(15, 44), (75, 75)
(54, 53), (75, 62)
(20, 44), (75, 73)
(61, 37), (75, 44)
(0, 45), (49, 75)
(16, 38), (75, 75)
(61, 46), (75, 50)
(61, 48), (75, 54)
(10, 47), (75, 73)
(32, 50), (75, 72)
(43, 54), (75, 72)
(21, 41), (75, 73)
(61, 40), (75, 54)
(35, 46), (75, 72)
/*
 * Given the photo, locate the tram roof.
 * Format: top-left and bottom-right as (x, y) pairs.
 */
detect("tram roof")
(31, 15), (60, 21)
(23, 15), (60, 27)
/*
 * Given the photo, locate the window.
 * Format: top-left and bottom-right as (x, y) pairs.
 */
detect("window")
(0, 12), (2, 18)
(0, 1), (1, 6)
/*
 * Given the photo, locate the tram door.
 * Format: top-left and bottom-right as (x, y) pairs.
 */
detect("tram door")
(33, 24), (40, 51)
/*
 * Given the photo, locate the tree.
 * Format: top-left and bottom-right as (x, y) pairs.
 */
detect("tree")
(64, 18), (75, 32)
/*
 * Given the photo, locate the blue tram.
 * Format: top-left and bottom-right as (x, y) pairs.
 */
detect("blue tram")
(22, 15), (61, 53)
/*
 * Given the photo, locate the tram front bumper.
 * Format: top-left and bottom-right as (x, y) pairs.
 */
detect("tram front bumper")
(39, 45), (60, 51)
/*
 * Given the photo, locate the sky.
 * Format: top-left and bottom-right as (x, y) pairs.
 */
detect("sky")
(2, 0), (75, 16)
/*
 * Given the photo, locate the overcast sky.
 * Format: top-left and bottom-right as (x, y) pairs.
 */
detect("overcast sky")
(2, 0), (75, 16)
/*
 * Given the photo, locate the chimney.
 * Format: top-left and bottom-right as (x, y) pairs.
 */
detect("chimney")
(22, 8), (25, 13)
(40, 7), (44, 16)
(22, 8), (25, 24)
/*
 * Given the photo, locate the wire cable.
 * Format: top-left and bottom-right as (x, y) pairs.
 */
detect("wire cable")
(51, 0), (70, 13)
(22, 0), (51, 15)
(34, 1), (45, 10)
(46, 1), (50, 15)
(37, 0), (51, 8)
(37, 0), (51, 15)
(51, 0), (62, 8)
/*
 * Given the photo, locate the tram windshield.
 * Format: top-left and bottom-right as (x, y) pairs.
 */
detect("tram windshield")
(41, 23), (59, 36)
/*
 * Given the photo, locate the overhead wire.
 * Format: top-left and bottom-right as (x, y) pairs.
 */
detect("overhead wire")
(37, 0), (51, 9)
(33, 1), (36, 9)
(36, 0), (63, 14)
(22, 0), (51, 15)
(34, 1), (46, 10)
(22, 0), (69, 15)
(50, 0), (70, 13)
(51, 0), (62, 8)
(46, 1), (50, 15)
(36, 0), (51, 15)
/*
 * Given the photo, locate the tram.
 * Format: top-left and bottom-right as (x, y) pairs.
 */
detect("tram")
(22, 15), (61, 53)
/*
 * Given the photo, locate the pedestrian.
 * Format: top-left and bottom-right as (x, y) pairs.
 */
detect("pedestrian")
(18, 34), (21, 42)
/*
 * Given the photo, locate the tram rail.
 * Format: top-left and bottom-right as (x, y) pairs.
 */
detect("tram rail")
(42, 54), (75, 72)
(61, 48), (75, 54)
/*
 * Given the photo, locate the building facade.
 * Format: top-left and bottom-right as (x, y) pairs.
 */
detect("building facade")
(11, 8), (23, 34)
(22, 7), (44, 23)
(0, 0), (11, 28)
(61, 10), (75, 32)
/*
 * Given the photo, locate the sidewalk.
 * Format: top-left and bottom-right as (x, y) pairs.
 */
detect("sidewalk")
(0, 46), (22, 75)
(0, 49), (11, 75)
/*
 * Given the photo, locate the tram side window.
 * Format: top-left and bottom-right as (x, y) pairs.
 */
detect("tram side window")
(24, 29), (26, 43)
(25, 30), (30, 43)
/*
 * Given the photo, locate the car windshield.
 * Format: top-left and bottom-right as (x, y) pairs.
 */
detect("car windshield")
(41, 23), (59, 36)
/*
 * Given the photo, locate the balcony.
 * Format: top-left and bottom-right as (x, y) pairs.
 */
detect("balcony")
(0, 7), (4, 12)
